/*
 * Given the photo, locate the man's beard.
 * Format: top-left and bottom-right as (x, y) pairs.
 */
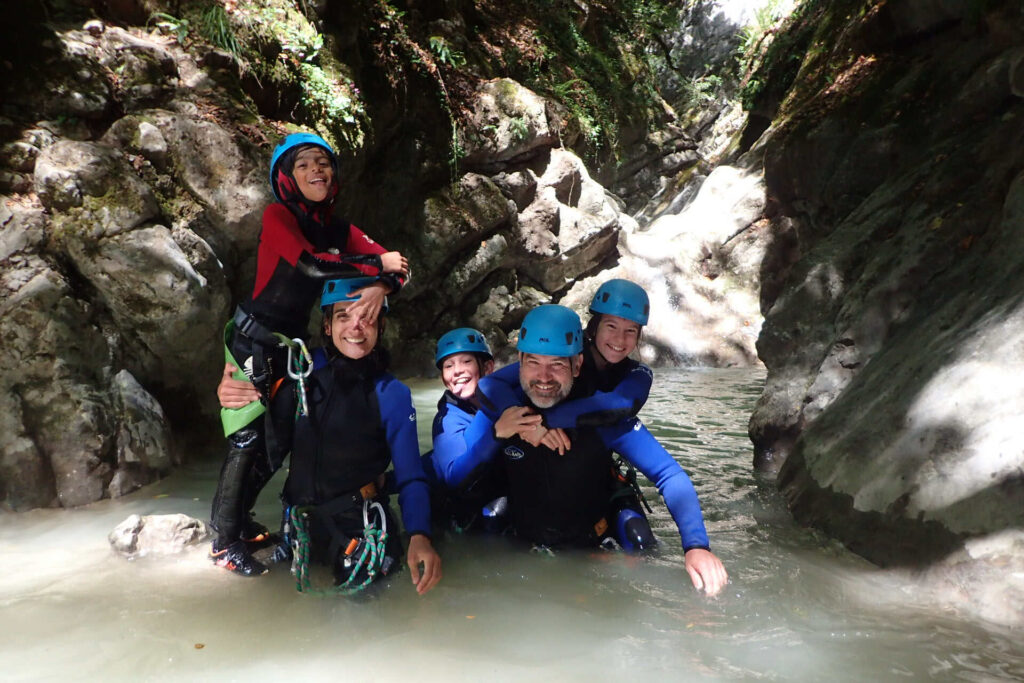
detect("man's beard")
(521, 377), (572, 409)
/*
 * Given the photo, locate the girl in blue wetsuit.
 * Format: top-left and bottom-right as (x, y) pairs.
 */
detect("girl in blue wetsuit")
(259, 278), (441, 594)
(426, 328), (513, 533)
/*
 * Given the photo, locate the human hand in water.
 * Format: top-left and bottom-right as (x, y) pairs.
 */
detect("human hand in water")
(407, 534), (441, 595)
(218, 363), (261, 408)
(684, 548), (728, 597)
(380, 251), (409, 278)
(346, 281), (388, 323)
(495, 406), (543, 439)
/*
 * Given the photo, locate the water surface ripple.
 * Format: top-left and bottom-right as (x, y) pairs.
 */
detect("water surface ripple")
(1, 368), (1021, 681)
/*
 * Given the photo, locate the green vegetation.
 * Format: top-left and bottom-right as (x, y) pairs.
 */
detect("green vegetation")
(145, 0), (365, 153)
(683, 73), (724, 108)
(738, 0), (881, 120)
(498, 0), (679, 158)
(147, 12), (191, 44)
(140, 0), (688, 167)
(428, 36), (466, 68)
(198, 4), (242, 60)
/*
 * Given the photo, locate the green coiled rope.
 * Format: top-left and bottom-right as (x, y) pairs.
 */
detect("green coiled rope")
(289, 503), (389, 596)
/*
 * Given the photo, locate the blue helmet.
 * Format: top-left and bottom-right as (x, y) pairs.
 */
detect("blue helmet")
(589, 279), (650, 326)
(435, 327), (492, 367)
(517, 305), (583, 357)
(269, 133), (337, 202)
(321, 277), (388, 314)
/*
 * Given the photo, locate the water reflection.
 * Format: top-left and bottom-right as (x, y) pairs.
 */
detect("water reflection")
(1, 368), (1022, 681)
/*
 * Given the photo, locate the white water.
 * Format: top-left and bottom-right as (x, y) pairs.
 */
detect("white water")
(2, 369), (1022, 681)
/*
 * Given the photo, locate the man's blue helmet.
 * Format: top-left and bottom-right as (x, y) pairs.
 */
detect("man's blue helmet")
(517, 305), (583, 357)
(589, 279), (650, 326)
(435, 327), (492, 367)
(269, 133), (337, 202)
(321, 277), (388, 314)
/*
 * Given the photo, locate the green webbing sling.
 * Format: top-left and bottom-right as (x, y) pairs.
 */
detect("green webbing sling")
(220, 320), (266, 437)
(219, 322), (314, 436)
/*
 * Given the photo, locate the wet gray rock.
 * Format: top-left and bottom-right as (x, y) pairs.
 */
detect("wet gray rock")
(95, 27), (178, 110)
(35, 139), (230, 397)
(749, 2), (1024, 626)
(101, 110), (269, 265)
(109, 513), (210, 558)
(458, 79), (562, 170)
(513, 149), (623, 292)
(35, 139), (158, 222)
(0, 209), (179, 510)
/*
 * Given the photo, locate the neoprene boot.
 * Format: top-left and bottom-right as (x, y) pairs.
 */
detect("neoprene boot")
(210, 539), (268, 576)
(210, 427), (260, 541)
(210, 428), (270, 575)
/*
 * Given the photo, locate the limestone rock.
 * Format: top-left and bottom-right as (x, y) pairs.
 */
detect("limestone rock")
(102, 110), (269, 259)
(603, 159), (769, 365)
(95, 27), (178, 111)
(749, 3), (1024, 626)
(56, 222), (229, 396)
(458, 79), (562, 170)
(112, 369), (174, 472)
(0, 198), (179, 509)
(513, 149), (623, 292)
(109, 513), (210, 558)
(35, 140), (158, 225)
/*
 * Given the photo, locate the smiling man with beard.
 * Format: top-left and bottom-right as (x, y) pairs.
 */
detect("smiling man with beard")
(450, 304), (729, 596)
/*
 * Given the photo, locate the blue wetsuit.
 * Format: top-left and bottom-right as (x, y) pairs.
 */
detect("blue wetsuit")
(430, 391), (502, 487)
(476, 346), (653, 427)
(451, 383), (710, 551)
(427, 391), (507, 531)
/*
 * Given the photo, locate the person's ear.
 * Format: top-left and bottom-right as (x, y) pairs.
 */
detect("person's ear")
(483, 360), (495, 376)
(572, 354), (583, 377)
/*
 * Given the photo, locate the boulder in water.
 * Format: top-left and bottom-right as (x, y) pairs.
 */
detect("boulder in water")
(109, 513), (209, 558)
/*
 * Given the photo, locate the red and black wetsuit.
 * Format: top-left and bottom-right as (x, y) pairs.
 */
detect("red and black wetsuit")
(243, 203), (402, 339)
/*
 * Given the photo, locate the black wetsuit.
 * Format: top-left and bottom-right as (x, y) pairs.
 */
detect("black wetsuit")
(270, 350), (430, 579)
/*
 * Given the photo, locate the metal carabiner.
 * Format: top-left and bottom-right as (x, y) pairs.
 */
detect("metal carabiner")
(286, 338), (313, 381)
(286, 338), (313, 417)
(363, 499), (388, 537)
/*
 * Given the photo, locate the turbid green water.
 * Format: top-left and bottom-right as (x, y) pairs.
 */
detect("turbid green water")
(1, 368), (1021, 681)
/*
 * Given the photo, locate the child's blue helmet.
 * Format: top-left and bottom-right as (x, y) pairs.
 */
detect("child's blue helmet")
(269, 133), (337, 202)
(517, 305), (583, 357)
(435, 328), (492, 367)
(321, 277), (388, 314)
(589, 279), (650, 326)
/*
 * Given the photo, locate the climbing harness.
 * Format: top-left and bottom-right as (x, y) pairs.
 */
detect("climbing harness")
(610, 457), (653, 514)
(289, 499), (390, 596)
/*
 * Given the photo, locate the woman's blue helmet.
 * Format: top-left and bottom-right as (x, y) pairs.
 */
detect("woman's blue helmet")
(321, 277), (388, 314)
(517, 305), (583, 357)
(269, 133), (337, 202)
(435, 328), (492, 367)
(589, 279), (650, 326)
